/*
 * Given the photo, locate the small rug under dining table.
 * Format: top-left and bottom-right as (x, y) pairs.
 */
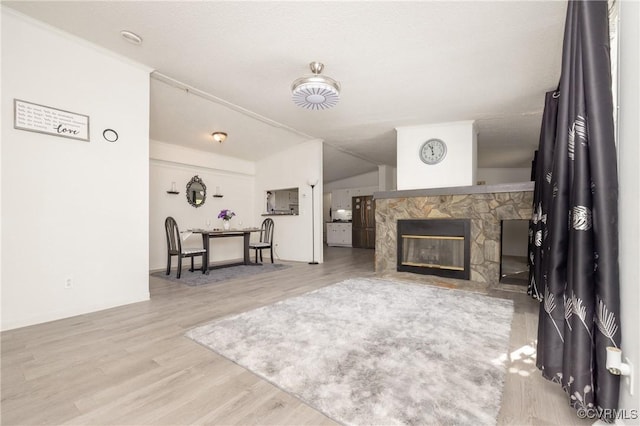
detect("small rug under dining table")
(151, 263), (290, 286)
(186, 277), (514, 425)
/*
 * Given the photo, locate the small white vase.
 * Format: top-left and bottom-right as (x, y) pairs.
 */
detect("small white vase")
(223, 220), (230, 230)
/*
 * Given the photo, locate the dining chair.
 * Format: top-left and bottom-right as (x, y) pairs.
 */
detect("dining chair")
(164, 216), (206, 278)
(250, 218), (274, 263)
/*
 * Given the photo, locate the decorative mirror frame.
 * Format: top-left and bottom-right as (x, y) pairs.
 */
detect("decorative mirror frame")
(186, 175), (207, 208)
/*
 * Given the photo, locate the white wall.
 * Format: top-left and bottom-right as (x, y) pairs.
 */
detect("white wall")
(1, 10), (151, 330)
(477, 168), (531, 185)
(378, 165), (397, 191)
(324, 170), (378, 191)
(149, 141), (256, 270)
(617, 0), (639, 412)
(151, 139), (255, 176)
(396, 121), (477, 190)
(255, 140), (323, 263)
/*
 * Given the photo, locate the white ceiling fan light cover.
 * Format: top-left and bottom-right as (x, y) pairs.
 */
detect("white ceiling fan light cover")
(291, 62), (341, 110)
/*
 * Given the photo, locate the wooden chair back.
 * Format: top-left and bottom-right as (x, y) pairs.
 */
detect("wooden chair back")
(260, 218), (274, 245)
(165, 216), (182, 255)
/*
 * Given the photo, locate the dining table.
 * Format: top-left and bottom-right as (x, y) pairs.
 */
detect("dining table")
(191, 228), (261, 274)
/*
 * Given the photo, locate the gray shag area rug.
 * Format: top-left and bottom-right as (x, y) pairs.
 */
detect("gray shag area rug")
(151, 263), (290, 286)
(186, 278), (514, 425)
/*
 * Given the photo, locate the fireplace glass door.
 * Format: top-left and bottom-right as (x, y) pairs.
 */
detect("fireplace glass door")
(401, 235), (465, 271)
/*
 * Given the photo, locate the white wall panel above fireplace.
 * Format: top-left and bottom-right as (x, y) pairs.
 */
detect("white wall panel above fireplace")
(396, 121), (477, 190)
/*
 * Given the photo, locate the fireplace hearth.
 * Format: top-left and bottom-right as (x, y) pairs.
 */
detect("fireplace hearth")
(397, 219), (470, 280)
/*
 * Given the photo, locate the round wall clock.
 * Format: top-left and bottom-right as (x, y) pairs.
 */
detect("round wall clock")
(419, 138), (447, 165)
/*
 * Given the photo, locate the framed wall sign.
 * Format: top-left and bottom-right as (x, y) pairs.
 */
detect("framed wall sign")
(13, 99), (90, 142)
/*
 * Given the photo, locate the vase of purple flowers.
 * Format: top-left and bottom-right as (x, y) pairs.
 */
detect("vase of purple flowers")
(218, 209), (235, 230)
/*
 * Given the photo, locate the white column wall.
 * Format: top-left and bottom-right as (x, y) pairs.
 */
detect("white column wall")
(617, 0), (639, 411)
(255, 140), (323, 263)
(378, 165), (397, 191)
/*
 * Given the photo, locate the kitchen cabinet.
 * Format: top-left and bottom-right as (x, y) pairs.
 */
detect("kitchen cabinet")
(326, 222), (352, 247)
(331, 189), (352, 211)
(330, 186), (377, 212)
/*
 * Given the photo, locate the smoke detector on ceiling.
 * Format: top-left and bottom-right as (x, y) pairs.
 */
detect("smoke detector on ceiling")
(291, 62), (340, 110)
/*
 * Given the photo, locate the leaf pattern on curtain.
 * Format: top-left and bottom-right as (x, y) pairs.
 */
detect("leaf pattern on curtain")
(529, 1), (621, 422)
(572, 206), (592, 231)
(543, 286), (564, 342)
(564, 295), (574, 331)
(570, 291), (591, 336)
(596, 298), (619, 348)
(568, 115), (587, 161)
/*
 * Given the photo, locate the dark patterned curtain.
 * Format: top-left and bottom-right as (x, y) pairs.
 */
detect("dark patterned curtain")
(530, 0), (621, 421)
(528, 90), (559, 301)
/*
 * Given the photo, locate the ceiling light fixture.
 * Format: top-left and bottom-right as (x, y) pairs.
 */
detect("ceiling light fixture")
(291, 62), (340, 110)
(120, 30), (143, 45)
(212, 132), (227, 143)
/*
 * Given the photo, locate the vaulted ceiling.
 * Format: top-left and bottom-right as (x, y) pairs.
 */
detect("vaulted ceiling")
(4, 1), (566, 182)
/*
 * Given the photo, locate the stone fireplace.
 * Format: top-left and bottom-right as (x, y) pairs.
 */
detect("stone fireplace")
(375, 183), (534, 285)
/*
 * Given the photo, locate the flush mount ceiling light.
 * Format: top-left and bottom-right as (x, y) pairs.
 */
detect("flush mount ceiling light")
(212, 132), (227, 143)
(291, 62), (340, 110)
(120, 30), (143, 45)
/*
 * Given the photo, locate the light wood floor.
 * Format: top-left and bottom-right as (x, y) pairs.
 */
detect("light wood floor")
(1, 247), (590, 425)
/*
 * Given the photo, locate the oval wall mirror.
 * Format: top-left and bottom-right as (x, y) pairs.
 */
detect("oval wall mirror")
(186, 175), (206, 208)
